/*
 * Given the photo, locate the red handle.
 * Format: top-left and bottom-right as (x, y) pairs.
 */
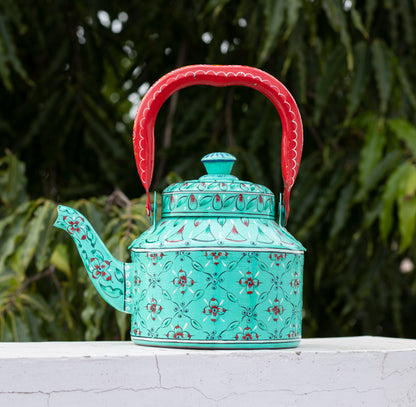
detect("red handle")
(132, 65), (303, 224)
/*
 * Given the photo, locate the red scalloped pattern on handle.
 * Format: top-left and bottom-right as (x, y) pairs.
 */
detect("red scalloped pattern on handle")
(132, 65), (303, 224)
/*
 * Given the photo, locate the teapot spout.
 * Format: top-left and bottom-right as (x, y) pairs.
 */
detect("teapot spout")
(54, 205), (133, 314)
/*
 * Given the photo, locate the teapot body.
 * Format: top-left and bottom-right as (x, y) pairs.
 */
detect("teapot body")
(128, 167), (305, 349)
(130, 217), (303, 348)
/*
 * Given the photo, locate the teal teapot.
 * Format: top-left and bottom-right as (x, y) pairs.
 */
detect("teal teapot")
(54, 65), (305, 348)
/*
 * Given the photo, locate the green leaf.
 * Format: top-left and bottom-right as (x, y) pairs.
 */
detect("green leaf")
(397, 0), (414, 45)
(14, 314), (31, 341)
(350, 7), (368, 39)
(388, 118), (416, 158)
(0, 150), (28, 209)
(163, 261), (173, 272)
(0, 13), (30, 89)
(398, 164), (416, 250)
(11, 200), (53, 272)
(227, 320), (239, 331)
(395, 62), (416, 110)
(355, 150), (402, 203)
(258, 0), (285, 65)
(399, 196), (416, 250)
(192, 260), (203, 272)
(300, 164), (346, 233)
(365, 0), (377, 29)
(161, 317), (172, 328)
(193, 289), (204, 300)
(0, 201), (35, 274)
(329, 182), (355, 239)
(346, 42), (371, 120)
(35, 201), (57, 271)
(0, 36), (11, 90)
(313, 45), (346, 123)
(191, 319), (202, 330)
(223, 196), (235, 208)
(257, 319), (268, 331)
(358, 117), (386, 186)
(285, 0), (301, 37)
(322, 0), (353, 70)
(379, 162), (412, 240)
(371, 40), (393, 115)
(199, 196), (211, 207)
(20, 293), (54, 322)
(246, 197), (256, 210)
(258, 291), (268, 303)
(162, 289), (171, 300)
(50, 243), (72, 277)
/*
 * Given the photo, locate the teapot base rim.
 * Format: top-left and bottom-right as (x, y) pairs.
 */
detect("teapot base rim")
(130, 335), (300, 349)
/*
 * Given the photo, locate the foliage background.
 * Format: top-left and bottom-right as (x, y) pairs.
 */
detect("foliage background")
(1, 0), (416, 341)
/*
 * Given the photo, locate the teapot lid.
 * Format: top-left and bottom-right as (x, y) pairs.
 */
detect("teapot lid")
(161, 152), (275, 219)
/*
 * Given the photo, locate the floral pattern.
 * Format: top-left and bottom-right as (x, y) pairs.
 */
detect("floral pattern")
(146, 298), (162, 320)
(130, 249), (303, 346)
(236, 327), (259, 341)
(267, 299), (284, 322)
(173, 269), (194, 294)
(238, 271), (260, 294)
(167, 324), (191, 340)
(203, 298), (226, 322)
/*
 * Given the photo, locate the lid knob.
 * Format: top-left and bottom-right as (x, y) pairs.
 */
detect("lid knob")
(201, 152), (236, 175)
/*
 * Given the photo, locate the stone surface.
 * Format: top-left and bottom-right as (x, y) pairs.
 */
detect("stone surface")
(0, 336), (415, 406)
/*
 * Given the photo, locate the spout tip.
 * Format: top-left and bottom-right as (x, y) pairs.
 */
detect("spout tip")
(54, 205), (68, 229)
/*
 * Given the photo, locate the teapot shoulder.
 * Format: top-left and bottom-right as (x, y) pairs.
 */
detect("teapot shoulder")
(129, 216), (305, 253)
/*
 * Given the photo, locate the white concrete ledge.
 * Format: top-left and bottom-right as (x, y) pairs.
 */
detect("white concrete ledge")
(0, 336), (415, 406)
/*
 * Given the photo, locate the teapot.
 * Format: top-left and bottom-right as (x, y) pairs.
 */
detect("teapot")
(54, 65), (305, 348)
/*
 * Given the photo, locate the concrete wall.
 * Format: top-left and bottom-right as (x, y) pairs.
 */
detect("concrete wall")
(0, 336), (415, 406)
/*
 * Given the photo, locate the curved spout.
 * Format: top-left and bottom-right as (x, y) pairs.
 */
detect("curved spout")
(54, 205), (133, 314)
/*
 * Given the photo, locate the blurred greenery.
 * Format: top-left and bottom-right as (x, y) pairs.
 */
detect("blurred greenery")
(1, 0), (416, 341)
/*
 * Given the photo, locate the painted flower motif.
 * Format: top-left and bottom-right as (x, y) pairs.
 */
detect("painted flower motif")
(239, 271), (260, 294)
(132, 322), (141, 336)
(205, 251), (228, 265)
(167, 325), (191, 340)
(290, 271), (300, 294)
(267, 299), (284, 322)
(236, 327), (259, 341)
(287, 325), (299, 339)
(203, 298), (226, 322)
(147, 252), (164, 265)
(146, 298), (162, 321)
(173, 269), (194, 294)
(89, 251), (111, 281)
(269, 253), (286, 265)
(63, 215), (86, 239)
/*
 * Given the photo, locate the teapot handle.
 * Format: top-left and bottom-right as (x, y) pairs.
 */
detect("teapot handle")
(132, 65), (303, 225)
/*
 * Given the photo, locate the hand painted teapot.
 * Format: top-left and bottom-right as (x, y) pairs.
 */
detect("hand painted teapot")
(54, 65), (305, 348)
